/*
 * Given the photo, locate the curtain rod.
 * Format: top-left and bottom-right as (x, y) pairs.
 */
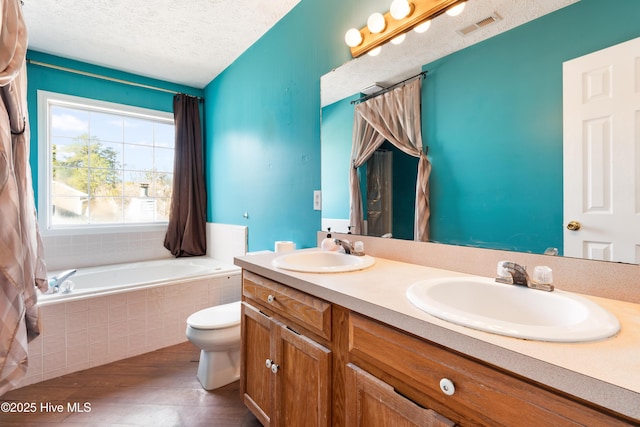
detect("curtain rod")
(351, 70), (427, 105)
(26, 59), (204, 101)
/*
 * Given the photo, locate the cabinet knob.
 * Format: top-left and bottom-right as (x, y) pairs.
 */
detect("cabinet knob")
(270, 363), (279, 374)
(267, 294), (276, 303)
(265, 359), (273, 369)
(439, 378), (455, 396)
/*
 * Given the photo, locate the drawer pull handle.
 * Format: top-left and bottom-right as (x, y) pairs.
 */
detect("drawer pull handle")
(267, 294), (276, 303)
(270, 363), (279, 374)
(265, 359), (273, 369)
(439, 378), (455, 396)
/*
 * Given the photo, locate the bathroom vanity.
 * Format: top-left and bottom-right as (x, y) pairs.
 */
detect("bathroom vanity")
(235, 248), (640, 426)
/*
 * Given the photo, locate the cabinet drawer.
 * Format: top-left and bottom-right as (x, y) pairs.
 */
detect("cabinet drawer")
(346, 363), (455, 427)
(243, 271), (331, 341)
(348, 313), (629, 427)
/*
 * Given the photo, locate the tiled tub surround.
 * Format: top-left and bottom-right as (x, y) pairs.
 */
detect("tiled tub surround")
(23, 270), (241, 388)
(40, 222), (248, 271)
(41, 228), (171, 271)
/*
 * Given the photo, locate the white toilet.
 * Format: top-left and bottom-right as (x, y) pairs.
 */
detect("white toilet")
(185, 300), (242, 390)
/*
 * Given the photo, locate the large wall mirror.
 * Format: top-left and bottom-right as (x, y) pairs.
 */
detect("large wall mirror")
(320, 0), (640, 264)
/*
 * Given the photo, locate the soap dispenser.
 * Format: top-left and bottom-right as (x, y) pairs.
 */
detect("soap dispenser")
(321, 228), (338, 251)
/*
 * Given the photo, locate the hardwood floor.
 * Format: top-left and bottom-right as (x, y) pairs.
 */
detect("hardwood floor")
(0, 342), (261, 426)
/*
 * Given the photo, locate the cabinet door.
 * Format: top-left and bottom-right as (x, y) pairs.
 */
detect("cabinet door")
(345, 363), (455, 427)
(241, 302), (275, 427)
(273, 323), (332, 427)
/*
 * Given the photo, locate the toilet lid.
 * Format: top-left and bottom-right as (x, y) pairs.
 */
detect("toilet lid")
(187, 301), (241, 330)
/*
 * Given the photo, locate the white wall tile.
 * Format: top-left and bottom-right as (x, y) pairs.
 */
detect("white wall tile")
(42, 228), (172, 271)
(206, 223), (248, 264)
(66, 311), (88, 333)
(67, 343), (89, 366)
(66, 299), (88, 314)
(67, 329), (88, 348)
(109, 320), (128, 340)
(43, 350), (65, 375)
(42, 333), (65, 355)
(88, 308), (108, 329)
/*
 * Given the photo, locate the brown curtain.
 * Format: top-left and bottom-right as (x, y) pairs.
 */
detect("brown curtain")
(163, 94), (207, 257)
(349, 77), (431, 241)
(0, 0), (48, 396)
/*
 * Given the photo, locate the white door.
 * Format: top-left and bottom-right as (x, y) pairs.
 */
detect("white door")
(563, 37), (640, 264)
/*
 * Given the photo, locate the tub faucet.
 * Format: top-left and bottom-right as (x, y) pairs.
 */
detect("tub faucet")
(496, 261), (554, 292)
(48, 269), (77, 293)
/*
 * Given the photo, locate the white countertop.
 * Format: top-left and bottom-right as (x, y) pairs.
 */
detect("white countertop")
(235, 249), (640, 421)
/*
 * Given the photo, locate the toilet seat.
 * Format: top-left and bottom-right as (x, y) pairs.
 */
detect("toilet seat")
(187, 301), (241, 330)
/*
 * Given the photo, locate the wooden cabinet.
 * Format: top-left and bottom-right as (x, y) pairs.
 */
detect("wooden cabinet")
(241, 302), (273, 425)
(345, 363), (455, 427)
(240, 269), (635, 426)
(241, 272), (332, 427)
(348, 313), (633, 427)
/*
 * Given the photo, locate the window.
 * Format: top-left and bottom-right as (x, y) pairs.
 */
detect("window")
(38, 91), (174, 232)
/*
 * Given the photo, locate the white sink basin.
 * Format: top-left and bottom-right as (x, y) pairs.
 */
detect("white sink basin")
(406, 276), (620, 342)
(272, 250), (375, 273)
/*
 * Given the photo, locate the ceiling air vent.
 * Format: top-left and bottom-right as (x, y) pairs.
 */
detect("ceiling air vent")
(457, 12), (502, 36)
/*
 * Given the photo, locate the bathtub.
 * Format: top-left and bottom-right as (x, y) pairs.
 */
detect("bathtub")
(39, 257), (240, 305)
(23, 256), (243, 387)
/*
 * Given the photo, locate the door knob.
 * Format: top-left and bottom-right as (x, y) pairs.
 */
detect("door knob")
(567, 221), (581, 231)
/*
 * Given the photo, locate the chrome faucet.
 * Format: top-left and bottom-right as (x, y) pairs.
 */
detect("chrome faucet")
(48, 269), (77, 293)
(496, 261), (554, 292)
(334, 238), (354, 254)
(333, 239), (365, 256)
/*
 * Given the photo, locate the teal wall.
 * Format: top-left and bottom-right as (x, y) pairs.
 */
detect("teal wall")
(424, 0), (640, 254)
(26, 51), (203, 205)
(320, 95), (357, 219)
(204, 0), (389, 251)
(320, 0), (640, 255)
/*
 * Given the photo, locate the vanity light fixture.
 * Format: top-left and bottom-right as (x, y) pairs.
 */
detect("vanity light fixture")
(345, 28), (363, 47)
(390, 0), (413, 20)
(367, 12), (387, 34)
(345, 0), (468, 58)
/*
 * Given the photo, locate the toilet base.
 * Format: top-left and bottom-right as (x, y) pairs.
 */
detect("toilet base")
(197, 348), (240, 390)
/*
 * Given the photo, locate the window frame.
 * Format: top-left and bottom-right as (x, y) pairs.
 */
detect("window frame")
(37, 90), (175, 236)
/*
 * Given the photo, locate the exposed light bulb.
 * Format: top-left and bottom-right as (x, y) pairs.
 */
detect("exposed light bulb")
(344, 28), (363, 47)
(446, 2), (466, 16)
(367, 12), (386, 34)
(413, 20), (431, 33)
(368, 46), (382, 56)
(390, 0), (411, 20)
(391, 33), (406, 45)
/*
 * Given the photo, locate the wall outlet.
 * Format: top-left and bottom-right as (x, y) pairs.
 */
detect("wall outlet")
(313, 190), (322, 210)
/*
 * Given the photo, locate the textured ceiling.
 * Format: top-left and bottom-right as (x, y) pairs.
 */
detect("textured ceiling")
(322, 0), (579, 106)
(22, 0), (301, 88)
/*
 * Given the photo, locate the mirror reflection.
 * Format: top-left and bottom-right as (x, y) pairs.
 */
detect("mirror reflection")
(320, 0), (640, 263)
